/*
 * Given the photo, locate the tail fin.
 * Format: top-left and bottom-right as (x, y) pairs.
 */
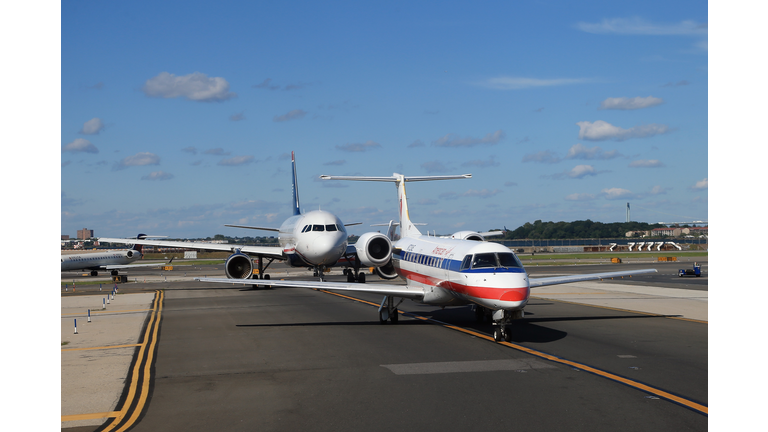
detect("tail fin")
(319, 173), (471, 239)
(291, 151), (301, 216)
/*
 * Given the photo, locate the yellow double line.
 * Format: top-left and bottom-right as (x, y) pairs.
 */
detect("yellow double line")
(318, 289), (708, 416)
(61, 290), (164, 430)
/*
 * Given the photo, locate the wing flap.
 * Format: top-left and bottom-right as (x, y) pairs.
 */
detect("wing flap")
(529, 269), (657, 288)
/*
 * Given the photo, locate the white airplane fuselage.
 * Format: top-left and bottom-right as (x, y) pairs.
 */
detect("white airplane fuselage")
(60, 250), (143, 272)
(392, 235), (529, 311)
(277, 210), (349, 268)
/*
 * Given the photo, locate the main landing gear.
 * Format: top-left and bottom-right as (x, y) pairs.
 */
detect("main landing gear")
(378, 296), (403, 324)
(342, 255), (366, 283)
(250, 257), (274, 288)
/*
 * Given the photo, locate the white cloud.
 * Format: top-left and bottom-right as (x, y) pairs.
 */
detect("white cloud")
(577, 120), (670, 141)
(422, 160), (451, 173)
(114, 152), (160, 170)
(62, 138), (98, 153)
(336, 141), (381, 152)
(601, 187), (635, 200)
(461, 157), (500, 168)
(629, 159), (665, 168)
(599, 96), (664, 110)
(568, 165), (598, 179)
(476, 76), (590, 90)
(433, 130), (505, 147)
(565, 143), (619, 160)
(273, 109), (307, 122)
(565, 193), (596, 201)
(142, 72), (236, 102)
(575, 18), (707, 36)
(141, 171), (174, 181)
(218, 155), (255, 166)
(649, 185), (670, 195)
(80, 118), (105, 135)
(692, 178), (708, 190)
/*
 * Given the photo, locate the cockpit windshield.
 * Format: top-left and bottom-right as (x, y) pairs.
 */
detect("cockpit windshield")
(325, 224), (337, 232)
(312, 225), (325, 232)
(461, 252), (522, 270)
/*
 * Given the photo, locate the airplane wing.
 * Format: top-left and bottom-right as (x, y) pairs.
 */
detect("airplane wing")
(528, 269), (657, 288)
(194, 277), (426, 300)
(98, 238), (286, 260)
(102, 262), (171, 270)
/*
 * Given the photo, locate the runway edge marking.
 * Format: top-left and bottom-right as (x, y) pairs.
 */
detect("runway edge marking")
(317, 288), (708, 416)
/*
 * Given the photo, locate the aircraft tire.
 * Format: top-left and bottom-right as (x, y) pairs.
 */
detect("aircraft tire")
(379, 309), (388, 324)
(391, 310), (398, 324)
(493, 327), (502, 342)
(357, 273), (366, 283)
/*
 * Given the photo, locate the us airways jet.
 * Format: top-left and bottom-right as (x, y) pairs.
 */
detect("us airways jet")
(61, 235), (169, 276)
(197, 173), (657, 342)
(100, 152), (363, 283)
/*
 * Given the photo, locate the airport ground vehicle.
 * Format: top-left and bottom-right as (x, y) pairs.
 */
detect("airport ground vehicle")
(678, 262), (702, 277)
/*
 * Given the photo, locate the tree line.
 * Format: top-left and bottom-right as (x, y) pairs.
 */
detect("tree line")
(495, 220), (666, 240)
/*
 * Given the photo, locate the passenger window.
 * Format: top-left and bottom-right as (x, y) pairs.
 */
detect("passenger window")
(325, 224), (337, 232)
(313, 225), (325, 231)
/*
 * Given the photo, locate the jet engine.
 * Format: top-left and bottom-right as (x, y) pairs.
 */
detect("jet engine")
(225, 251), (254, 279)
(126, 250), (134, 258)
(354, 232), (398, 280)
(449, 231), (485, 241)
(355, 232), (392, 267)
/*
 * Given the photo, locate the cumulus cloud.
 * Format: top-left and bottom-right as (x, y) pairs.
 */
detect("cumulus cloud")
(142, 72), (236, 102)
(230, 111), (246, 121)
(273, 109), (307, 122)
(408, 139), (425, 148)
(599, 96), (664, 110)
(113, 152), (160, 170)
(565, 193), (596, 201)
(692, 178), (708, 190)
(523, 150), (560, 164)
(141, 171), (174, 181)
(577, 120), (670, 141)
(80, 118), (105, 135)
(218, 155), (254, 166)
(181, 146), (197, 154)
(649, 185), (670, 195)
(575, 18), (708, 36)
(433, 130), (505, 148)
(476, 76), (590, 90)
(253, 78), (280, 90)
(336, 140), (381, 152)
(601, 187), (636, 200)
(629, 159), (665, 168)
(568, 165), (598, 179)
(63, 138), (98, 153)
(566, 143), (619, 160)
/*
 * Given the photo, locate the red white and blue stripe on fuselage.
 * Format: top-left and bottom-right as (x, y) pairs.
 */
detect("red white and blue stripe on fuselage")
(391, 236), (530, 311)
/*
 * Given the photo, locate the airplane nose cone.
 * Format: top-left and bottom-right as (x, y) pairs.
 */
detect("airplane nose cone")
(305, 233), (346, 265)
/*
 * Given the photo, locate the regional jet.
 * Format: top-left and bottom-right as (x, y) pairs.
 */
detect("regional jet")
(100, 152), (364, 283)
(197, 172), (657, 342)
(61, 237), (168, 276)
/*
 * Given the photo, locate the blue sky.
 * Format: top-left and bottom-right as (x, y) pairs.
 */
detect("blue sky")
(59, 1), (709, 239)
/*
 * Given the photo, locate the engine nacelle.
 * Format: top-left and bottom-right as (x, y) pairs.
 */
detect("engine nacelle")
(354, 232), (392, 267)
(374, 260), (398, 280)
(225, 252), (254, 279)
(126, 250), (134, 258)
(450, 231), (485, 241)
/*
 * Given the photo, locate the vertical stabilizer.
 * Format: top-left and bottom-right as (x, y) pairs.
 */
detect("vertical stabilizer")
(394, 174), (421, 238)
(319, 173), (471, 239)
(291, 151), (301, 216)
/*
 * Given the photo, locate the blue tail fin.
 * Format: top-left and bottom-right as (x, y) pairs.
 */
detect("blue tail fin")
(291, 151), (301, 216)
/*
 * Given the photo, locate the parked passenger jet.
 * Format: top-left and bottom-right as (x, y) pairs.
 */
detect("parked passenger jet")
(61, 237), (167, 276)
(197, 172), (657, 342)
(99, 152), (364, 283)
